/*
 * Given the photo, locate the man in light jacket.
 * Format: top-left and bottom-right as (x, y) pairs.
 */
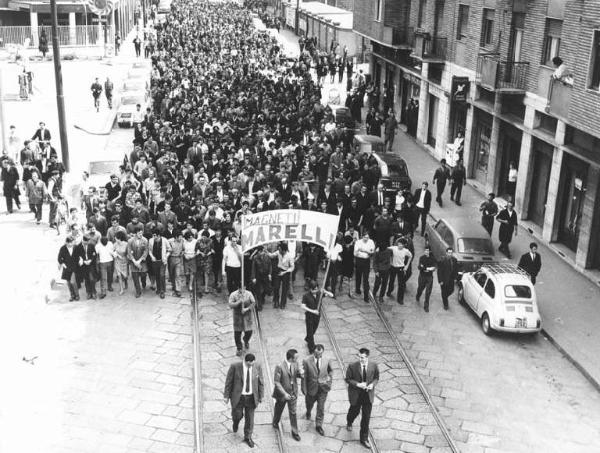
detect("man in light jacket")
(302, 344), (333, 436)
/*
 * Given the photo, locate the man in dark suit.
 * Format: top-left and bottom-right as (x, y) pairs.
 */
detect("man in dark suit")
(413, 182), (432, 236)
(302, 345), (333, 436)
(368, 182), (389, 208)
(518, 242), (542, 285)
(31, 121), (51, 143)
(272, 349), (303, 441)
(224, 353), (264, 448)
(80, 235), (98, 299)
(318, 180), (337, 212)
(345, 347), (379, 449)
(437, 247), (458, 310)
(57, 236), (81, 301)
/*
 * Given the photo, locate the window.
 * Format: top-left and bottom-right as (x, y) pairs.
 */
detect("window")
(457, 4), (469, 40)
(541, 19), (562, 66)
(418, 0), (426, 28)
(509, 13), (525, 61)
(480, 9), (495, 47)
(475, 272), (487, 288)
(457, 238), (494, 255)
(376, 0), (384, 21)
(589, 30), (600, 90)
(484, 279), (496, 298)
(504, 285), (532, 300)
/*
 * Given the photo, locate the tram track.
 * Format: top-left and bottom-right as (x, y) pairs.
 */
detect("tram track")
(319, 289), (460, 453)
(190, 283), (205, 453)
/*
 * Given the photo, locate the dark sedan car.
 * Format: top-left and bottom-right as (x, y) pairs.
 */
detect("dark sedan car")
(425, 218), (497, 273)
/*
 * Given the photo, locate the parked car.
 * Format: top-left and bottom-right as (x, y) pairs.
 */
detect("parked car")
(117, 91), (147, 128)
(425, 218), (496, 273)
(122, 79), (148, 92)
(353, 134), (385, 155)
(328, 104), (355, 130)
(373, 152), (412, 192)
(458, 263), (542, 335)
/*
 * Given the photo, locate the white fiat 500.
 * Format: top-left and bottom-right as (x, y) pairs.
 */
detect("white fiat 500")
(457, 263), (542, 335)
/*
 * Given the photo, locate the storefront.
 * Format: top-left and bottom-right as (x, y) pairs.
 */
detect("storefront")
(497, 123), (522, 200)
(472, 110), (493, 186)
(528, 139), (553, 228)
(400, 72), (421, 126)
(558, 153), (589, 253)
(427, 95), (439, 148)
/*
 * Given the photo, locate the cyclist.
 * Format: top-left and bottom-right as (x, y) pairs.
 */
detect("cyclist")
(91, 77), (103, 112)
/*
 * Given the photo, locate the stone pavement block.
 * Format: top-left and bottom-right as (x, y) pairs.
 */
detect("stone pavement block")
(467, 433), (501, 448)
(118, 409), (152, 425)
(461, 421), (495, 436)
(146, 415), (181, 430)
(148, 440), (193, 453)
(389, 419), (422, 433)
(150, 428), (181, 443)
(395, 429), (425, 444)
(399, 441), (429, 453)
(136, 401), (167, 415)
(128, 435), (155, 451)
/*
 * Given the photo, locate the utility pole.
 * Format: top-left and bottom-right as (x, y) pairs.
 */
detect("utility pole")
(50, 0), (70, 171)
(0, 67), (8, 153)
(295, 0), (299, 35)
(142, 0), (147, 28)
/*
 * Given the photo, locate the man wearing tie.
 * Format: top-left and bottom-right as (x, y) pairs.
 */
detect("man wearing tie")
(368, 182), (387, 207)
(437, 247), (458, 310)
(224, 353), (264, 448)
(272, 349), (303, 441)
(346, 347), (379, 448)
(302, 344), (333, 436)
(518, 242), (542, 285)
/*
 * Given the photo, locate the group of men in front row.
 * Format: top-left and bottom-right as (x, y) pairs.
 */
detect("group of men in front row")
(224, 346), (379, 449)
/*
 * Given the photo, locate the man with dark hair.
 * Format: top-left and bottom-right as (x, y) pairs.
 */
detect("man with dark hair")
(479, 193), (498, 235)
(433, 159), (450, 207)
(437, 247), (458, 310)
(127, 227), (149, 298)
(300, 280), (333, 353)
(302, 344), (333, 436)
(80, 235), (98, 300)
(228, 286), (256, 356)
(1, 159), (21, 214)
(149, 228), (170, 298)
(518, 242), (542, 285)
(416, 246), (437, 312)
(251, 245), (272, 311)
(272, 349), (303, 442)
(224, 353), (264, 448)
(413, 182), (431, 236)
(345, 347), (379, 448)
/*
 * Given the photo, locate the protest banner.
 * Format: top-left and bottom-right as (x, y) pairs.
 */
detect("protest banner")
(240, 209), (339, 252)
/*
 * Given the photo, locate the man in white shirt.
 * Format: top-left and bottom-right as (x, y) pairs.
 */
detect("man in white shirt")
(95, 237), (114, 298)
(222, 235), (243, 293)
(326, 238), (343, 297)
(353, 232), (375, 302)
(387, 238), (413, 304)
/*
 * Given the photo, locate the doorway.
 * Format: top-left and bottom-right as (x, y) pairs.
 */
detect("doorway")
(473, 119), (492, 186)
(497, 126), (522, 200)
(558, 155), (588, 252)
(528, 141), (553, 227)
(427, 95), (439, 147)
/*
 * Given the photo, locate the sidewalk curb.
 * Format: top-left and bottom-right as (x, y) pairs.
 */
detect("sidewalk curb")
(540, 329), (600, 392)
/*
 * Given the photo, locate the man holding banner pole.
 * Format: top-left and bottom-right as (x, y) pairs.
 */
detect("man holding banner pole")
(301, 280), (333, 353)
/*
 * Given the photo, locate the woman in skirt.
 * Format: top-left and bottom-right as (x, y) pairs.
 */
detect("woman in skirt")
(113, 230), (130, 295)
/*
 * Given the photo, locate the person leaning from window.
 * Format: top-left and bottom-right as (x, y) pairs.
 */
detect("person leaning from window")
(551, 57), (574, 86)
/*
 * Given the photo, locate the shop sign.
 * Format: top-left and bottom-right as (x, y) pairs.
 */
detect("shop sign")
(451, 76), (470, 103)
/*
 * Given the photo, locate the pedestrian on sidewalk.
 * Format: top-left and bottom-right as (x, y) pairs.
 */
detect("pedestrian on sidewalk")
(354, 232), (375, 302)
(167, 230), (184, 297)
(222, 234), (243, 294)
(416, 245), (437, 312)
(338, 57), (345, 83)
(112, 231), (129, 295)
(384, 110), (398, 152)
(272, 348), (303, 442)
(345, 347), (379, 449)
(437, 247), (458, 310)
(80, 235), (98, 300)
(38, 30), (48, 58)
(300, 280), (333, 353)
(479, 193), (498, 235)
(518, 242), (542, 285)
(229, 286), (256, 356)
(114, 34), (121, 55)
(496, 201), (518, 258)
(433, 159), (450, 207)
(224, 353), (264, 449)
(104, 77), (114, 109)
(373, 245), (392, 304)
(91, 77), (102, 112)
(413, 182), (432, 236)
(133, 35), (142, 58)
(450, 159), (467, 205)
(270, 241), (294, 309)
(387, 237), (413, 304)
(302, 344), (333, 436)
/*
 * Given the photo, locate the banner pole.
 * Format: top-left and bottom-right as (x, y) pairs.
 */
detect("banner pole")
(240, 215), (245, 292)
(317, 211), (342, 312)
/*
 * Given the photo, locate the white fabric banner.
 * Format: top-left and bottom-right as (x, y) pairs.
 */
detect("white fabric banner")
(241, 209), (339, 252)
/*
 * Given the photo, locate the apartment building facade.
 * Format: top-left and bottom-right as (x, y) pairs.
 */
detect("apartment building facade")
(354, 0), (600, 272)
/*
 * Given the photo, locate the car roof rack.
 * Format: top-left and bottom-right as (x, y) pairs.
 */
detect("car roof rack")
(481, 263), (530, 277)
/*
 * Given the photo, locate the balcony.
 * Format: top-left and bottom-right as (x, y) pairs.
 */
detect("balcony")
(476, 55), (530, 92)
(411, 31), (447, 62)
(546, 78), (572, 120)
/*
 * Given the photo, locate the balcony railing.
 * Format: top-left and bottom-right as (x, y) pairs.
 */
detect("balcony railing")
(0, 25), (111, 48)
(392, 26), (414, 47)
(476, 55), (530, 91)
(424, 36), (447, 60)
(411, 30), (447, 61)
